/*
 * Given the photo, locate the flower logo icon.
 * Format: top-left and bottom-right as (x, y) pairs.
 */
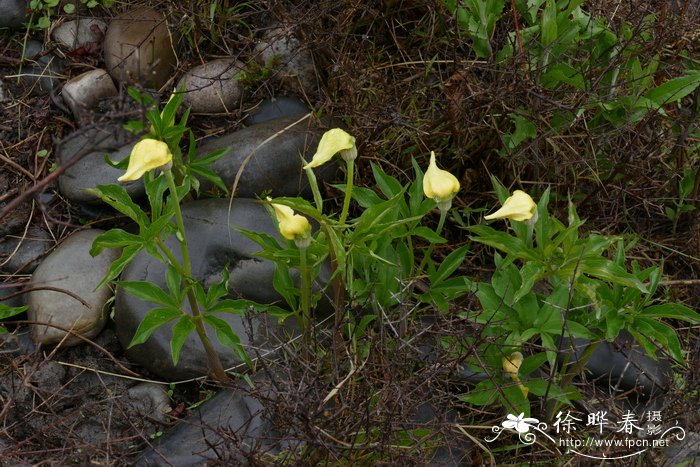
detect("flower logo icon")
(502, 413), (540, 434)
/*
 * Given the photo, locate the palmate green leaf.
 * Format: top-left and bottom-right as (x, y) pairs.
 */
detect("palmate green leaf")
(203, 314), (250, 365)
(118, 281), (179, 308)
(129, 307), (182, 347)
(468, 225), (537, 261)
(170, 316), (196, 366)
(95, 243), (142, 291)
(89, 184), (150, 228)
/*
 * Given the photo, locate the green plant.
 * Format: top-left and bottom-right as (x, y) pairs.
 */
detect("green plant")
(88, 89), (284, 382)
(458, 176), (700, 417)
(665, 167), (697, 234)
(27, 0), (114, 29)
(0, 303), (27, 333)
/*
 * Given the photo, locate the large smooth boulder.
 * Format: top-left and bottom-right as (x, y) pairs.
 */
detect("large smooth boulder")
(114, 198), (328, 380)
(103, 7), (177, 89)
(27, 230), (120, 347)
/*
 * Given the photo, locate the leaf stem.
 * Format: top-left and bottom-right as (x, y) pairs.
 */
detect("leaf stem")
(339, 159), (354, 226)
(299, 245), (311, 359)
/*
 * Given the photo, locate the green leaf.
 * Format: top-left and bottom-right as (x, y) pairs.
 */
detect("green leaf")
(540, 0), (558, 46)
(0, 303), (28, 320)
(203, 314), (250, 365)
(119, 281), (178, 307)
(170, 316), (196, 366)
(165, 264), (181, 301)
(129, 307), (182, 347)
(644, 71), (700, 106)
(431, 245), (469, 286)
(90, 229), (140, 256)
(371, 162), (403, 199)
(640, 303), (700, 323)
(144, 172), (169, 217)
(89, 184), (149, 228)
(413, 226), (446, 244)
(578, 257), (648, 293)
(95, 243), (142, 290)
(468, 225), (537, 260)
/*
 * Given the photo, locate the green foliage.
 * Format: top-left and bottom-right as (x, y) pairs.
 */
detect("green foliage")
(460, 177), (700, 414)
(0, 303), (28, 334)
(27, 0), (114, 29)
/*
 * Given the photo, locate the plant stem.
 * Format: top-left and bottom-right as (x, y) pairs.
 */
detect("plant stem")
(299, 245), (311, 359)
(419, 207), (448, 273)
(545, 341), (599, 419)
(164, 169), (230, 383)
(338, 159), (354, 226)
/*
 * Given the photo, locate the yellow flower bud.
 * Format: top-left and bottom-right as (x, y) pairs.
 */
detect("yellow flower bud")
(423, 151), (460, 205)
(118, 139), (173, 182)
(502, 351), (529, 397)
(484, 190), (537, 222)
(303, 128), (356, 169)
(268, 198), (312, 243)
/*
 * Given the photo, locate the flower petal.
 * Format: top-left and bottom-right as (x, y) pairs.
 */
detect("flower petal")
(422, 151), (460, 203)
(118, 139), (173, 182)
(303, 128), (356, 169)
(269, 198), (311, 241)
(484, 190), (536, 222)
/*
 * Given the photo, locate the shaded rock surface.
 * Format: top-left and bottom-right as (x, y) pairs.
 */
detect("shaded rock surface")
(57, 124), (141, 204)
(20, 40), (63, 93)
(137, 376), (279, 466)
(115, 198), (304, 380)
(128, 383), (172, 424)
(244, 96), (309, 126)
(196, 114), (337, 198)
(0, 0), (27, 30)
(0, 225), (53, 274)
(103, 7), (176, 89)
(27, 229), (119, 347)
(254, 27), (317, 93)
(61, 68), (117, 123)
(178, 58), (245, 113)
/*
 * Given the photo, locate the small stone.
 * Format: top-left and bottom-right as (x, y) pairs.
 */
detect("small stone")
(103, 7), (177, 89)
(62, 69), (117, 123)
(0, 0), (27, 30)
(57, 125), (142, 205)
(20, 40), (64, 94)
(177, 58), (245, 113)
(51, 18), (106, 52)
(244, 96), (309, 126)
(0, 225), (54, 274)
(254, 27), (317, 93)
(27, 229), (120, 347)
(128, 383), (171, 423)
(136, 376), (278, 465)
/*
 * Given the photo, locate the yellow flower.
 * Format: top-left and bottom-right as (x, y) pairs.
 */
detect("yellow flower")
(303, 128), (356, 169)
(118, 139), (173, 182)
(268, 198), (312, 243)
(502, 351), (529, 397)
(423, 151), (460, 204)
(484, 190), (537, 222)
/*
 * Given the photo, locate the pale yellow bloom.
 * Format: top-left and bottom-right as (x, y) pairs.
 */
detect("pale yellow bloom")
(423, 151), (460, 204)
(118, 139), (173, 182)
(502, 351), (529, 397)
(484, 190), (537, 222)
(303, 128), (356, 169)
(268, 197), (312, 243)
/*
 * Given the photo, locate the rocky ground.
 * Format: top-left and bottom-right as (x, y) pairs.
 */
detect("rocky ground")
(1, 0), (700, 465)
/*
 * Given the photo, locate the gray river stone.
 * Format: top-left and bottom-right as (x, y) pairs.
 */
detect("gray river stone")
(51, 18), (107, 52)
(20, 39), (63, 93)
(254, 27), (317, 93)
(57, 125), (142, 205)
(61, 69), (117, 123)
(0, 0), (27, 30)
(196, 114), (336, 198)
(563, 331), (671, 400)
(27, 229), (120, 347)
(115, 198), (318, 381)
(58, 115), (336, 204)
(0, 225), (53, 274)
(244, 96), (309, 126)
(178, 58), (245, 113)
(136, 375), (279, 465)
